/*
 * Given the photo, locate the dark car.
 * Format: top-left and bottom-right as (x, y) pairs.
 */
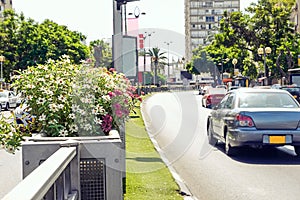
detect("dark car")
(281, 85), (300, 103)
(207, 88), (300, 156)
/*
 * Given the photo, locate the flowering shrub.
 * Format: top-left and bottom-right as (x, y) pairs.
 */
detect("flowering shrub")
(0, 115), (24, 153)
(1, 55), (141, 152)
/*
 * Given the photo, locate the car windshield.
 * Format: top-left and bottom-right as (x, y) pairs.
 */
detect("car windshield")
(238, 92), (299, 108)
(0, 92), (8, 98)
(282, 87), (300, 93)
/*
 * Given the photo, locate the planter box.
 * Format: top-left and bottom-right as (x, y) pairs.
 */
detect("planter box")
(22, 131), (124, 200)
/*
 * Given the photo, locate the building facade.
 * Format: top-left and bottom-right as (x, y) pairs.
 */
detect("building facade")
(0, 0), (12, 18)
(185, 0), (240, 61)
(291, 0), (300, 33)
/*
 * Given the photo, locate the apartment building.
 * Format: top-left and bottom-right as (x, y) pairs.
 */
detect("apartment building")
(0, 0), (12, 18)
(185, 0), (240, 60)
(291, 0), (300, 33)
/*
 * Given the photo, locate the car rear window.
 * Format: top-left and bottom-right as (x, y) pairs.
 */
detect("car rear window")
(238, 92), (299, 108)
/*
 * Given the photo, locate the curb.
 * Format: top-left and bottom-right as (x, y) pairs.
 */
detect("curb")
(140, 97), (198, 200)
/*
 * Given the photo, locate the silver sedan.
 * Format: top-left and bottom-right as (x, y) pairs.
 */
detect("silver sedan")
(207, 88), (300, 156)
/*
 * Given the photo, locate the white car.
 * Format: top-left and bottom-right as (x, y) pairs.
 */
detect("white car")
(0, 90), (18, 110)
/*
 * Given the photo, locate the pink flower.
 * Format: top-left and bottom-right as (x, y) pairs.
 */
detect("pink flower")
(108, 92), (116, 98)
(114, 90), (122, 96)
(115, 109), (123, 118)
(113, 103), (121, 110)
(101, 114), (113, 134)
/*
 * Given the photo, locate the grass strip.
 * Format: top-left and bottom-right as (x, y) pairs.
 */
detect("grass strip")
(124, 99), (183, 200)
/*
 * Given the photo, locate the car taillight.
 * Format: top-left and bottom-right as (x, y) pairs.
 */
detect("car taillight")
(235, 114), (255, 127)
(206, 95), (212, 104)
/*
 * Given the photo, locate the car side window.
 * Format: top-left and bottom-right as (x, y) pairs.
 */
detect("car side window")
(219, 94), (229, 109)
(224, 94), (234, 109)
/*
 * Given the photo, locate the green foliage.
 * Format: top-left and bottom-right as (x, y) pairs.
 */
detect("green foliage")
(192, 0), (300, 80)
(0, 9), (90, 81)
(147, 48), (167, 84)
(89, 39), (112, 68)
(11, 55), (141, 137)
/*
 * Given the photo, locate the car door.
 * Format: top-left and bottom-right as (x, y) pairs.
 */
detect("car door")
(9, 91), (17, 107)
(218, 94), (235, 139)
(212, 94), (229, 137)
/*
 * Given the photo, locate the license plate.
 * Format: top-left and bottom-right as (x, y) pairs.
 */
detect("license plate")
(269, 136), (286, 144)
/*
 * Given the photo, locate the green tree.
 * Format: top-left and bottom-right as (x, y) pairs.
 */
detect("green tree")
(0, 9), (90, 82)
(202, 0), (300, 82)
(147, 47), (167, 85)
(89, 39), (112, 68)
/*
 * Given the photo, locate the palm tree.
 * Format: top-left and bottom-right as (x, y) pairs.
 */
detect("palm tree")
(147, 47), (167, 85)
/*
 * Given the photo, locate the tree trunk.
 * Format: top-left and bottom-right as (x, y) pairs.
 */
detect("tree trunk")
(154, 61), (158, 85)
(276, 51), (289, 83)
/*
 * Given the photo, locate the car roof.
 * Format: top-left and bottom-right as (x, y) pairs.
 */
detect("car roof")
(228, 87), (290, 95)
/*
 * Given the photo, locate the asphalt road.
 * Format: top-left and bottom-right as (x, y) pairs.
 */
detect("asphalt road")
(141, 91), (300, 200)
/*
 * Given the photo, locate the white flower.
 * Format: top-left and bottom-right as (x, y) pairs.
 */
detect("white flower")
(37, 98), (46, 105)
(72, 105), (80, 112)
(83, 124), (92, 131)
(59, 129), (68, 137)
(37, 78), (46, 82)
(94, 117), (102, 125)
(57, 104), (64, 110)
(49, 104), (58, 112)
(39, 114), (46, 121)
(102, 95), (110, 102)
(58, 95), (67, 102)
(68, 113), (76, 119)
(69, 124), (78, 132)
(56, 79), (65, 85)
(49, 119), (58, 125)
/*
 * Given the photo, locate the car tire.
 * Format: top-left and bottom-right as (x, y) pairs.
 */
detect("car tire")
(5, 103), (9, 111)
(225, 132), (236, 156)
(207, 120), (217, 146)
(294, 146), (300, 157)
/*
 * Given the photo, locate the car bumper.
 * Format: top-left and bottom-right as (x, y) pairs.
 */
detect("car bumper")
(228, 128), (300, 147)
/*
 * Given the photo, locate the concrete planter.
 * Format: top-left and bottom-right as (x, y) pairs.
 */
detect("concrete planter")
(22, 129), (125, 200)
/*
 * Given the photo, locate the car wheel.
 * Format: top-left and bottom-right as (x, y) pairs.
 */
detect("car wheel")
(294, 146), (300, 157)
(225, 132), (236, 156)
(207, 120), (217, 146)
(5, 103), (9, 111)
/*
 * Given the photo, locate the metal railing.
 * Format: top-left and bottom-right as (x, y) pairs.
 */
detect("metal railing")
(2, 146), (78, 200)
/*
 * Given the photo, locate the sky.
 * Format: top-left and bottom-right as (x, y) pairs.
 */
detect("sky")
(13, 0), (258, 43)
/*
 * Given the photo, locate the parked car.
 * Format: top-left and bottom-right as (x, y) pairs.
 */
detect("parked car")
(216, 85), (227, 90)
(199, 85), (212, 95)
(207, 88), (300, 156)
(0, 89), (18, 110)
(281, 85), (300, 103)
(202, 87), (226, 109)
(14, 100), (36, 132)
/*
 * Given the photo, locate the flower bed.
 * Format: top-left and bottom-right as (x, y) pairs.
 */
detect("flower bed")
(1, 55), (141, 153)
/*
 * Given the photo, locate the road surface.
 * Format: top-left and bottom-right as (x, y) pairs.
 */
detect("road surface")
(141, 91), (300, 200)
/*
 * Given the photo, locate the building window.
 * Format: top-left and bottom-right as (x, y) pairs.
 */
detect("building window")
(206, 16), (215, 22)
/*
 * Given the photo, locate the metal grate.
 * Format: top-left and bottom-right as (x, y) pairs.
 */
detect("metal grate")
(80, 158), (106, 200)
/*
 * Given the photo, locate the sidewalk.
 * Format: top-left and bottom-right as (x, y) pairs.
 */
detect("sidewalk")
(0, 148), (22, 199)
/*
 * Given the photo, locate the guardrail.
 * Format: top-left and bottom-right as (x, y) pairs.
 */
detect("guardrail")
(137, 85), (196, 95)
(3, 133), (124, 200)
(2, 146), (78, 200)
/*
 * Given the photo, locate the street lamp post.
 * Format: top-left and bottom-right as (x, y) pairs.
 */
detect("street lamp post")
(164, 41), (172, 84)
(0, 55), (5, 89)
(258, 47), (272, 82)
(232, 58), (238, 77)
(145, 31), (155, 50)
(219, 58), (230, 82)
